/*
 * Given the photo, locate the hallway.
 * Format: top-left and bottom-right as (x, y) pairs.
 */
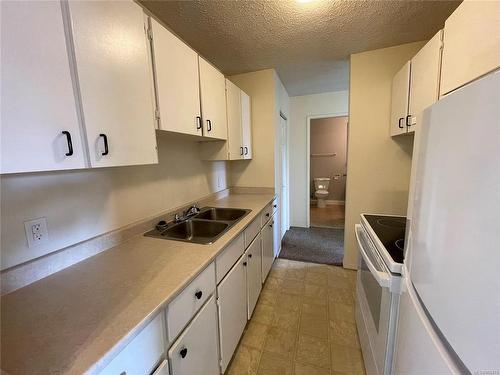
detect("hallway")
(226, 259), (364, 375)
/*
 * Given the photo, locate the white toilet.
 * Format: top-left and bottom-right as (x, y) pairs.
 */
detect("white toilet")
(314, 177), (330, 208)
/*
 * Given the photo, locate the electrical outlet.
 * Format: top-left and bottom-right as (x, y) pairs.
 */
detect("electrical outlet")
(24, 217), (49, 248)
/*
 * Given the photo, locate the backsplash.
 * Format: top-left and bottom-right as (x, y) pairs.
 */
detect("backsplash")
(0, 133), (229, 271)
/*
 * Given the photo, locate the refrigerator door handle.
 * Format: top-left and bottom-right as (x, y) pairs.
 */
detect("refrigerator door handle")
(355, 224), (391, 288)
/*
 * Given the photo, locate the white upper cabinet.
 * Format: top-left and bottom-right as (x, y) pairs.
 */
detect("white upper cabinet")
(199, 57), (228, 140)
(390, 61), (411, 137)
(440, 0), (500, 96)
(241, 90), (252, 159)
(149, 18), (202, 136)
(200, 80), (252, 160)
(67, 1), (158, 168)
(408, 30), (443, 132)
(226, 79), (244, 159)
(1, 1), (86, 174)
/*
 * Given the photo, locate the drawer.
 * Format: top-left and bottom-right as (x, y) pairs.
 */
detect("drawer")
(216, 232), (245, 284)
(271, 197), (278, 214)
(99, 314), (165, 375)
(261, 203), (273, 227)
(244, 216), (261, 248)
(168, 295), (220, 375)
(167, 262), (215, 342)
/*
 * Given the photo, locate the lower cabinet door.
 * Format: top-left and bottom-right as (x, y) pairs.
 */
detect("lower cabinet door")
(261, 217), (274, 283)
(246, 233), (262, 319)
(168, 295), (219, 375)
(217, 255), (247, 373)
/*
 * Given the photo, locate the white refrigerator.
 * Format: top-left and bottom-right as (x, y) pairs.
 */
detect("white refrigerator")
(394, 71), (500, 374)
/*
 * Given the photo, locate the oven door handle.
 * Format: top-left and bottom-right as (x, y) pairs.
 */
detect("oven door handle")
(355, 224), (391, 288)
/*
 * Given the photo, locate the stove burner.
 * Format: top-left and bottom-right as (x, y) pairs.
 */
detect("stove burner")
(395, 238), (405, 251)
(376, 218), (406, 228)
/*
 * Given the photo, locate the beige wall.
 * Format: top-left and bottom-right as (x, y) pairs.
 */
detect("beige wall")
(289, 91), (349, 227)
(344, 41), (425, 269)
(229, 69), (277, 188)
(310, 116), (348, 202)
(1, 134), (228, 269)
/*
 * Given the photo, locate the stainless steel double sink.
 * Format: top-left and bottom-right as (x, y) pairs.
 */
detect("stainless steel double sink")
(144, 207), (251, 245)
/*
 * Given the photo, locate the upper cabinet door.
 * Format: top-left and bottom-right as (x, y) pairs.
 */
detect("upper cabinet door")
(199, 57), (228, 140)
(440, 1), (500, 96)
(390, 61), (411, 137)
(67, 1), (158, 168)
(150, 18), (202, 136)
(1, 1), (86, 174)
(241, 91), (253, 159)
(225, 79), (243, 159)
(408, 30), (443, 133)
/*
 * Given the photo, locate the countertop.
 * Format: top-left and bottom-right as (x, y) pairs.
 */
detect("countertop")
(1, 193), (275, 375)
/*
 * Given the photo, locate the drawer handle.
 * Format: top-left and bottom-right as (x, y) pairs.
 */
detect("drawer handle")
(243, 261), (247, 266)
(266, 213), (270, 217)
(273, 204), (277, 208)
(180, 347), (188, 358)
(248, 253), (252, 258)
(194, 290), (203, 300)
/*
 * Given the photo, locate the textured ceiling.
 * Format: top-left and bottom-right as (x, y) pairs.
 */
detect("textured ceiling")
(141, 0), (460, 96)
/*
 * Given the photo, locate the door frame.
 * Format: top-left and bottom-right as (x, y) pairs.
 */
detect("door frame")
(306, 112), (348, 227)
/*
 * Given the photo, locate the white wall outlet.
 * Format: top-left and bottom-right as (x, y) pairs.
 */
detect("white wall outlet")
(24, 217), (49, 248)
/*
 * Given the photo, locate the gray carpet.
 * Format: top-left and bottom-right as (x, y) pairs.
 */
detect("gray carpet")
(279, 226), (344, 266)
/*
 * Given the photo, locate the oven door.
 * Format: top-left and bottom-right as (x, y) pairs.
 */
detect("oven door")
(355, 224), (397, 375)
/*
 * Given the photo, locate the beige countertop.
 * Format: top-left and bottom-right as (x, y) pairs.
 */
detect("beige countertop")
(1, 193), (275, 375)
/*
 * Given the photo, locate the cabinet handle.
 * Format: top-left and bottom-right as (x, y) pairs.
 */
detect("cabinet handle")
(398, 118), (404, 129)
(62, 131), (73, 156)
(99, 134), (109, 155)
(207, 119), (212, 132)
(196, 116), (202, 130)
(243, 261), (247, 266)
(266, 213), (270, 217)
(406, 114), (412, 127)
(194, 290), (203, 300)
(240, 147), (244, 156)
(248, 253), (252, 258)
(273, 204), (277, 208)
(244, 147), (248, 155)
(180, 347), (188, 358)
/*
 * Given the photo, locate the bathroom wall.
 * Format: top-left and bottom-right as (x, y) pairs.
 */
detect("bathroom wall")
(289, 91), (349, 227)
(0, 133), (229, 270)
(310, 116), (348, 202)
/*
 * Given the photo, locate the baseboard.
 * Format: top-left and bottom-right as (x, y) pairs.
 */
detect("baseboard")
(310, 199), (345, 206)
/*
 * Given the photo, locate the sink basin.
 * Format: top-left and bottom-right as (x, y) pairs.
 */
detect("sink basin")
(195, 207), (249, 222)
(144, 206), (251, 244)
(160, 219), (229, 244)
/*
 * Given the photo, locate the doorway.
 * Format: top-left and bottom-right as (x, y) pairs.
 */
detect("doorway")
(308, 116), (348, 229)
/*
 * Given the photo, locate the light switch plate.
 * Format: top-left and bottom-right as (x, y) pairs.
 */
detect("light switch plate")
(24, 217), (49, 248)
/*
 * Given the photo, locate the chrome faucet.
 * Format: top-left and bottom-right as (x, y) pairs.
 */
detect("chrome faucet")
(174, 204), (200, 223)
